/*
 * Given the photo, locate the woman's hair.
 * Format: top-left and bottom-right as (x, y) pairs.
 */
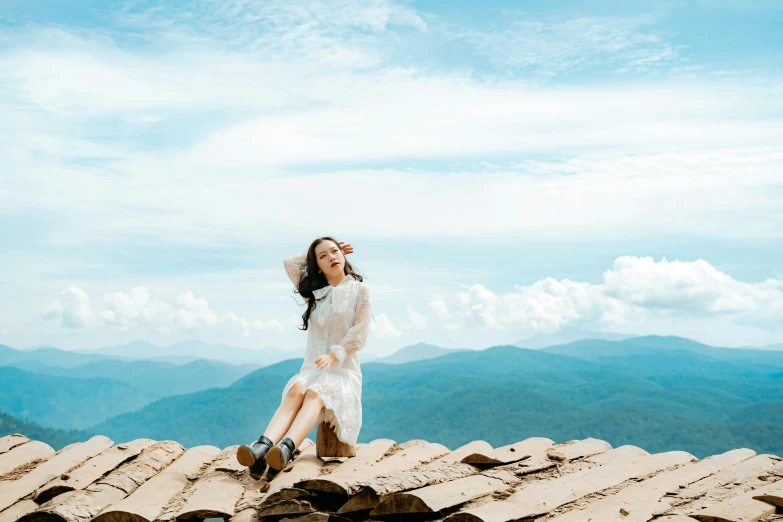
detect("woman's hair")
(294, 236), (364, 331)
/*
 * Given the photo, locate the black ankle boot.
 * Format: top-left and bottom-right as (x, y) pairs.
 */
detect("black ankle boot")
(266, 437), (296, 471)
(236, 434), (274, 469)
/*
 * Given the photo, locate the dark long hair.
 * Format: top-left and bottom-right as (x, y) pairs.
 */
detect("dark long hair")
(293, 236), (364, 331)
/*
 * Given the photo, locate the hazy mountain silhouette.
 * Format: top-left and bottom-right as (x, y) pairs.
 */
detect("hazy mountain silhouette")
(372, 342), (474, 364)
(542, 335), (783, 368)
(5, 357), (258, 397)
(513, 327), (633, 349)
(92, 336), (783, 458)
(0, 344), (263, 428)
(75, 339), (300, 365)
(8, 335), (783, 458)
(0, 366), (155, 430)
(1, 344), (106, 368)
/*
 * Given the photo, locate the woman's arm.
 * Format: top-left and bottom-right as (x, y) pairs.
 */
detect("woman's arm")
(283, 250), (308, 288)
(330, 285), (372, 362)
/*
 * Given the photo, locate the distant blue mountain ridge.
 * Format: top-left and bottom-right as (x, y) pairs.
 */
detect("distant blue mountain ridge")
(86, 335), (783, 458)
(3, 334), (783, 458)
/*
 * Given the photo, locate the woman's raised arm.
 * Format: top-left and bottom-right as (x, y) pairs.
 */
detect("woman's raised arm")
(283, 250), (308, 288)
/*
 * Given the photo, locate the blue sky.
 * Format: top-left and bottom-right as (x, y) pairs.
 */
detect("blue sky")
(1, 0), (782, 355)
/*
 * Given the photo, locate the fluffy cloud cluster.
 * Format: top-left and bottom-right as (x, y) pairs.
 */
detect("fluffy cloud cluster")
(371, 305), (433, 339)
(371, 313), (402, 339)
(42, 286), (94, 328)
(43, 286), (282, 336)
(437, 256), (783, 334)
(407, 307), (428, 330)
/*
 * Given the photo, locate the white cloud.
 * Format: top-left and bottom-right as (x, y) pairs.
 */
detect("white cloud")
(602, 256), (782, 313)
(429, 299), (451, 320)
(452, 15), (684, 78)
(101, 286), (173, 329)
(407, 306), (428, 330)
(41, 286), (94, 328)
(0, 0), (427, 119)
(119, 0), (427, 67)
(447, 256), (783, 334)
(173, 291), (220, 328)
(5, 139), (783, 246)
(182, 78), (782, 168)
(222, 312), (283, 338)
(44, 285), (282, 335)
(3, 11), (782, 245)
(371, 313), (402, 339)
(3, 19), (781, 165)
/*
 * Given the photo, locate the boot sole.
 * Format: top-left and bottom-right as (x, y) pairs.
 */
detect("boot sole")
(236, 445), (256, 467)
(266, 446), (285, 470)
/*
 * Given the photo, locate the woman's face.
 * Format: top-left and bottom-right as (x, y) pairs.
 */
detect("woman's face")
(315, 241), (344, 277)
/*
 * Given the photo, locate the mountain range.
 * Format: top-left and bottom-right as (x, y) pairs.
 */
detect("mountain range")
(91, 335), (783, 458)
(513, 327), (634, 349)
(369, 342), (473, 364)
(4, 335), (783, 459)
(0, 344), (261, 428)
(74, 339), (303, 365)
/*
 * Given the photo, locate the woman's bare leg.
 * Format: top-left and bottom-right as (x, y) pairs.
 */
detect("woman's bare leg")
(283, 388), (325, 449)
(262, 382), (307, 444)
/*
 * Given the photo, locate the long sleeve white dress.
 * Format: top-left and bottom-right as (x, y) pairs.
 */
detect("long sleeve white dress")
(280, 251), (373, 446)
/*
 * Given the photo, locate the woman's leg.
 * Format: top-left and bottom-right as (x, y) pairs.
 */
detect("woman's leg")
(262, 382), (307, 444)
(283, 388), (325, 449)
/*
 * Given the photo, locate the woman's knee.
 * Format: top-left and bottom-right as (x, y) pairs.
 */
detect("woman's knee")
(285, 382), (305, 402)
(304, 388), (324, 406)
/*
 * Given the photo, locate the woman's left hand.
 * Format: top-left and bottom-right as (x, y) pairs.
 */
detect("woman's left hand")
(316, 353), (338, 371)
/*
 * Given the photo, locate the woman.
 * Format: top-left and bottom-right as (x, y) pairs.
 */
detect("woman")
(236, 237), (372, 473)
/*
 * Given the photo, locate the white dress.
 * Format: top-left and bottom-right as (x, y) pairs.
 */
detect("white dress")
(280, 251), (373, 446)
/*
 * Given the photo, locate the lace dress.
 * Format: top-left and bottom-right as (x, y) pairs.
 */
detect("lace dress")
(280, 251), (372, 446)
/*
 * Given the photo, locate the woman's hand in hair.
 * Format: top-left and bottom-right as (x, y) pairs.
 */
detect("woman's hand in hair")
(316, 353), (338, 371)
(338, 242), (353, 255)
